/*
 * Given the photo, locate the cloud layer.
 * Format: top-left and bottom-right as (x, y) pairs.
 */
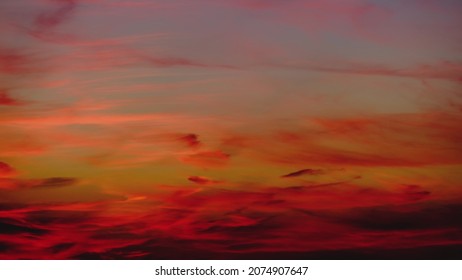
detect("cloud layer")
(1, 0), (461, 259)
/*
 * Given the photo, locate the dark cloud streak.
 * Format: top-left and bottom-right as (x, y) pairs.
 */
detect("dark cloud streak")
(281, 168), (324, 178)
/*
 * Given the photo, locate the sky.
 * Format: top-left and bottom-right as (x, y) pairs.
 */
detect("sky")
(0, 0), (462, 259)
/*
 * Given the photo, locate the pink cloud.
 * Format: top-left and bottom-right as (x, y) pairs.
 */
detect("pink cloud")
(34, 0), (77, 30)
(0, 48), (40, 75)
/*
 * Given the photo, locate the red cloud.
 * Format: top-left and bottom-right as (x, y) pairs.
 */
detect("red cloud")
(0, 178), (460, 259)
(0, 90), (22, 106)
(0, 48), (39, 75)
(188, 176), (223, 185)
(1, 0), (461, 260)
(0, 177), (78, 190)
(179, 134), (201, 148)
(0, 162), (17, 178)
(34, 0), (77, 29)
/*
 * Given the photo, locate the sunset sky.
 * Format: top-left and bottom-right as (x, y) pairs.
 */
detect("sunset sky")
(1, 0), (462, 259)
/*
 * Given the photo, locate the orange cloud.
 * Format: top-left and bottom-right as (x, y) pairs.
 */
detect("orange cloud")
(180, 150), (230, 168)
(188, 176), (223, 185)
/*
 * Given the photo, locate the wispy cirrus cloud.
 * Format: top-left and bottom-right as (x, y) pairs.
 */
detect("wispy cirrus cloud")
(188, 176), (223, 185)
(0, 172), (460, 259)
(1, 0), (461, 260)
(33, 0), (77, 32)
(217, 112), (462, 168)
(281, 169), (325, 178)
(0, 89), (23, 106)
(275, 60), (462, 83)
(0, 48), (42, 75)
